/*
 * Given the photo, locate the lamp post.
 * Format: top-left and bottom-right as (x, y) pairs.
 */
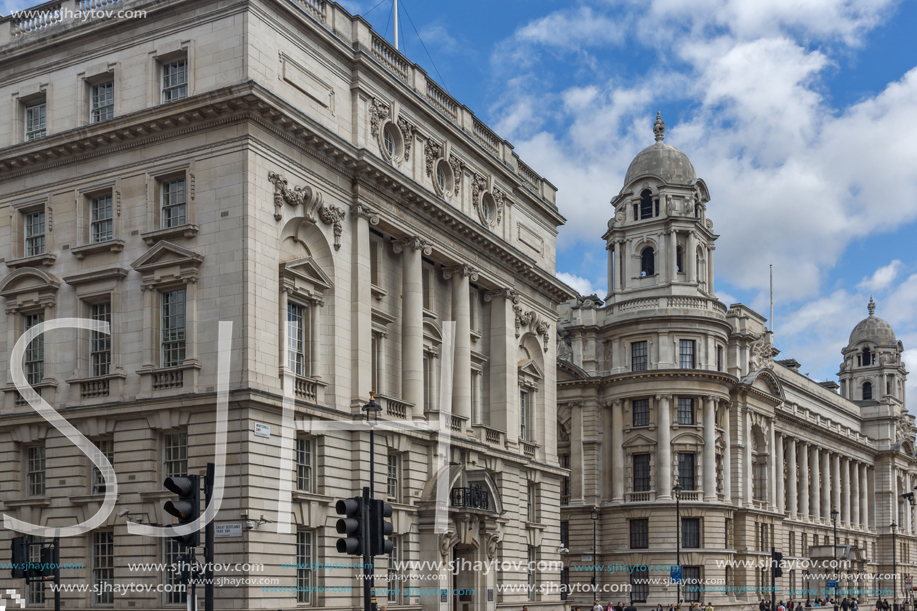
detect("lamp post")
(832, 506), (839, 611)
(674, 478), (683, 607)
(591, 506), (598, 593)
(892, 521), (898, 611)
(362, 392), (382, 611)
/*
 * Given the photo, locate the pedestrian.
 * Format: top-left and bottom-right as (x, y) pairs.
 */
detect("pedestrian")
(625, 602), (638, 611)
(780, 601), (786, 611)
(705, 602), (714, 611)
(657, 604), (664, 611)
(593, 602), (603, 611)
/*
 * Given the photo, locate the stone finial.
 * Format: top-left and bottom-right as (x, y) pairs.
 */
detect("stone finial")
(653, 111), (665, 142)
(868, 296), (876, 317)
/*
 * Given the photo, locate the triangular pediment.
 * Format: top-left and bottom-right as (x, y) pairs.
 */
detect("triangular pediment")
(518, 359), (543, 379)
(0, 268), (61, 299)
(280, 257), (332, 290)
(623, 433), (656, 448)
(131, 240), (204, 272)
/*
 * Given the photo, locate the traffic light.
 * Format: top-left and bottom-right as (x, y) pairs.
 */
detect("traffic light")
(370, 498), (393, 557)
(10, 536), (28, 579)
(39, 546), (55, 577)
(163, 474), (201, 548)
(335, 497), (365, 556)
(772, 551), (784, 578)
(173, 554), (192, 586)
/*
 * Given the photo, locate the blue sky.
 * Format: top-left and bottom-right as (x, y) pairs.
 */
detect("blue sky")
(4, 0), (916, 399)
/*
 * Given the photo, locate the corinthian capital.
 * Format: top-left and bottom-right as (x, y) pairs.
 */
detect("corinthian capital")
(392, 236), (433, 255)
(442, 264), (480, 281)
(351, 202), (380, 225)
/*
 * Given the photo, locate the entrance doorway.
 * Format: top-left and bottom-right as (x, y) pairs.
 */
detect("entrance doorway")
(453, 545), (476, 611)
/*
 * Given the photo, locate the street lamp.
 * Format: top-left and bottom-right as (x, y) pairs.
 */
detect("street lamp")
(591, 506), (599, 592)
(674, 478), (683, 607)
(831, 506), (839, 611)
(904, 493), (917, 611)
(893, 521), (898, 611)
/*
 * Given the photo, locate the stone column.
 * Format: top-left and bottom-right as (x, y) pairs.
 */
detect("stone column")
(787, 437), (798, 518)
(745, 409), (753, 506)
(811, 444), (821, 520)
(842, 458), (851, 526)
(686, 231), (697, 283)
(607, 241), (615, 297)
(623, 239), (632, 289)
(708, 245), (715, 294)
(350, 203), (377, 405)
(893, 469), (899, 527)
(668, 231), (677, 281)
(657, 394), (672, 500)
(800, 442), (810, 519)
(443, 264), (478, 425)
(832, 453), (841, 521)
(612, 400), (624, 502)
(486, 288), (518, 438)
(852, 461), (860, 527)
(310, 298), (321, 379)
(776, 432), (785, 515)
(571, 402), (585, 504)
(614, 240), (624, 291)
(860, 464), (869, 529)
(769, 423), (778, 511)
(393, 237), (430, 414)
(821, 449), (831, 520)
(704, 396), (717, 501)
(723, 401), (732, 503)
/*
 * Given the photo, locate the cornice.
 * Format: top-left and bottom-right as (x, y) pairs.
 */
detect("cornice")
(557, 368), (738, 390)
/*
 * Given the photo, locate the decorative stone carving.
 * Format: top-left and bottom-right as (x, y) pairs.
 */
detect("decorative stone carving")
(442, 264), (479, 281)
(425, 141), (442, 178)
(268, 171), (323, 222)
(319, 204), (346, 251)
(514, 305), (550, 352)
(483, 287), (520, 304)
(556, 327), (573, 362)
(439, 530), (459, 558)
(369, 97), (390, 139)
(351, 203), (380, 225)
(486, 534), (500, 560)
(397, 116), (415, 161)
(392, 236), (433, 256)
(749, 332), (780, 371)
(653, 111), (665, 142)
(449, 154), (465, 196)
(471, 173), (488, 205)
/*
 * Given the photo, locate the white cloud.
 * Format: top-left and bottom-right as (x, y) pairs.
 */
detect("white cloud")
(557, 272), (605, 297)
(858, 260), (903, 292)
(514, 7), (626, 49)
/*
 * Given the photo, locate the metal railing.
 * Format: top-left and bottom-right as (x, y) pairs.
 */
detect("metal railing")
(450, 486), (490, 511)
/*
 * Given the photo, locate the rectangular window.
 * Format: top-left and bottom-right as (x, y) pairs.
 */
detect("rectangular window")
(632, 398), (649, 427)
(560, 521), (569, 547)
(296, 531), (314, 604)
(27, 445), (46, 497)
(561, 454), (570, 505)
(160, 178), (186, 228)
(633, 453), (651, 492)
(631, 341), (648, 371)
(631, 567), (649, 603)
(24, 211), (46, 256)
(164, 539), (186, 605)
(24, 312), (44, 386)
(287, 302), (306, 376)
(677, 397), (694, 425)
(91, 81), (114, 123)
(25, 102), (46, 141)
(753, 459), (767, 501)
(388, 536), (402, 603)
(717, 346), (724, 372)
(163, 432), (187, 479)
(678, 453), (695, 491)
(161, 289), (186, 368)
(630, 518), (649, 549)
(387, 454), (400, 502)
(682, 517), (701, 548)
(527, 483), (536, 522)
(161, 60), (188, 102)
(91, 439), (114, 495)
(92, 530), (114, 604)
(90, 194), (114, 243)
(422, 353), (432, 408)
(28, 536), (45, 605)
(683, 567), (701, 602)
(679, 339), (696, 369)
(520, 389), (530, 441)
(370, 240), (380, 285)
(527, 547), (536, 590)
(422, 267), (432, 310)
(296, 437), (312, 492)
(90, 302), (112, 377)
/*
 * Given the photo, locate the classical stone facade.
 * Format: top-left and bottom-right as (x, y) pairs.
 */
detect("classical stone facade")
(0, 1), (573, 610)
(557, 116), (916, 610)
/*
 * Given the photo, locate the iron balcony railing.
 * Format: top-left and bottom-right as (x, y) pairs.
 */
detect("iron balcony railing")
(450, 486), (490, 511)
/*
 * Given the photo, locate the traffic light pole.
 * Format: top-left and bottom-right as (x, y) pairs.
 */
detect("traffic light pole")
(205, 462), (215, 611)
(363, 486), (372, 611)
(53, 536), (60, 611)
(771, 547), (776, 611)
(190, 548), (197, 611)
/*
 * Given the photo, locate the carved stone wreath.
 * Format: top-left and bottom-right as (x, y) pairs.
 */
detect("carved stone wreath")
(268, 171), (347, 250)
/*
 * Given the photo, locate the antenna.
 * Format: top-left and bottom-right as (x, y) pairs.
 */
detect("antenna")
(394, 0), (398, 51)
(770, 264), (774, 334)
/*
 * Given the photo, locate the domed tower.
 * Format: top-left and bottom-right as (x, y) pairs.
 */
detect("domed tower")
(839, 297), (907, 406)
(604, 112), (716, 302)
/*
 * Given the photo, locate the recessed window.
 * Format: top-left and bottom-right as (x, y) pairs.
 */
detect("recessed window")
(161, 289), (186, 368)
(91, 438), (114, 495)
(296, 437), (313, 492)
(297, 531), (315, 604)
(631, 567), (649, 602)
(90, 194), (114, 243)
(27, 445), (46, 497)
(683, 566), (701, 601)
(682, 517), (701, 548)
(633, 453), (650, 492)
(677, 245), (684, 273)
(639, 189), (653, 220)
(717, 346), (724, 372)
(160, 179), (186, 229)
(387, 454), (400, 502)
(164, 539), (187, 605)
(678, 452), (695, 490)
(526, 483), (537, 522)
(24, 210), (46, 256)
(388, 536), (403, 603)
(25, 101), (46, 141)
(679, 339), (696, 369)
(92, 531), (114, 604)
(434, 159), (454, 196)
(380, 122), (403, 160)
(287, 302), (307, 376)
(163, 432), (187, 478)
(631, 340), (648, 371)
(24, 313), (45, 386)
(90, 302), (112, 377)
(91, 81), (114, 123)
(481, 192), (496, 224)
(633, 398), (649, 427)
(862, 381), (873, 401)
(630, 519), (648, 549)
(862, 347), (873, 366)
(28, 536), (45, 604)
(437, 164), (447, 190)
(677, 397), (694, 425)
(520, 389), (530, 440)
(161, 60), (188, 103)
(641, 247), (655, 276)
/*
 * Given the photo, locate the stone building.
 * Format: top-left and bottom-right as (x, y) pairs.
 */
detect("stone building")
(556, 115), (917, 609)
(0, 0), (573, 609)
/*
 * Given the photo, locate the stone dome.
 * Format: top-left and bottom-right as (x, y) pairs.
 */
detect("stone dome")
(848, 298), (896, 347)
(623, 112), (696, 187)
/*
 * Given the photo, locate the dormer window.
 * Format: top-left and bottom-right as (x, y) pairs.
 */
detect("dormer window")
(641, 247), (655, 277)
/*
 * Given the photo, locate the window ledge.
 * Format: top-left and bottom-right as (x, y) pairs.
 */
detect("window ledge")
(5, 252), (56, 269)
(292, 490), (334, 503)
(141, 223), (199, 245)
(65, 372), (127, 385)
(524, 521), (545, 530)
(4, 497), (51, 509)
(70, 493), (120, 505)
(422, 308), (438, 320)
(2, 379), (58, 394)
(371, 284), (387, 301)
(70, 239), (125, 260)
(471, 330), (482, 343)
(139, 490), (173, 502)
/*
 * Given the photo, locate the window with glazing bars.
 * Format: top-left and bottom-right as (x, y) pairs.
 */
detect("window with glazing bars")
(24, 312), (44, 385)
(388, 537), (401, 603)
(287, 302), (306, 376)
(683, 567), (701, 601)
(717, 346), (723, 371)
(527, 547), (536, 589)
(163, 432), (187, 479)
(296, 531), (313, 603)
(162, 60), (188, 102)
(560, 521), (569, 547)
(387, 454), (399, 501)
(91, 439), (114, 495)
(164, 539), (187, 605)
(633, 453), (651, 492)
(92, 530), (114, 604)
(28, 536), (45, 604)
(27, 446), (45, 497)
(91, 82), (114, 123)
(631, 341), (648, 371)
(91, 302), (112, 377)
(682, 517), (701, 548)
(296, 437), (312, 492)
(633, 398), (649, 427)
(677, 397), (694, 425)
(527, 483), (536, 522)
(160, 289), (186, 368)
(91, 194), (113, 243)
(678, 453), (695, 490)
(679, 339), (696, 369)
(160, 179), (186, 228)
(25, 211), (45, 256)
(25, 102), (46, 141)
(630, 518), (649, 549)
(561, 454), (570, 504)
(631, 568), (649, 602)
(520, 390), (530, 440)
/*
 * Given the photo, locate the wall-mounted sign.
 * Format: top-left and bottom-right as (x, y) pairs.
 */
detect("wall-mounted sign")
(254, 423), (271, 438)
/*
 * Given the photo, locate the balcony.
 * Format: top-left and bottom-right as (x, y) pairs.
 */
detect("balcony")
(520, 440), (537, 458)
(375, 394), (413, 420)
(472, 425), (505, 447)
(450, 485), (490, 511)
(677, 490), (702, 501)
(626, 491), (654, 503)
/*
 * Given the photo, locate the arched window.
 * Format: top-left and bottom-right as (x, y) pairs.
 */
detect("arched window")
(641, 247), (655, 277)
(862, 381), (872, 400)
(862, 347), (872, 366)
(676, 246), (684, 273)
(640, 189), (653, 220)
